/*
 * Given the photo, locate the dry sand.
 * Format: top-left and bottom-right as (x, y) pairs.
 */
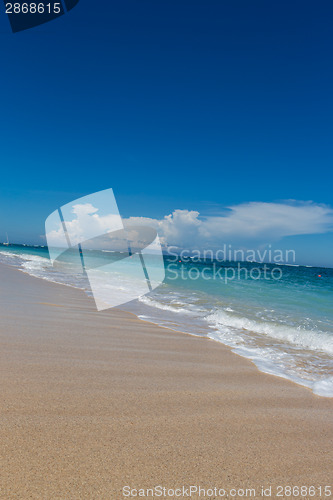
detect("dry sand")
(0, 263), (332, 499)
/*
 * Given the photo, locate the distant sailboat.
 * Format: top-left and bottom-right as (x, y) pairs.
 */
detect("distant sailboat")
(3, 233), (9, 246)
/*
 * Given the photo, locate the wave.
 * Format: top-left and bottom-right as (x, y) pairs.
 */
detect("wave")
(312, 376), (333, 397)
(206, 310), (333, 355)
(138, 295), (197, 315)
(0, 250), (87, 290)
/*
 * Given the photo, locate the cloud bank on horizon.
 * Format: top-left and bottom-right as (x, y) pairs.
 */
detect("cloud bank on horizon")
(125, 200), (333, 250)
(46, 199), (333, 254)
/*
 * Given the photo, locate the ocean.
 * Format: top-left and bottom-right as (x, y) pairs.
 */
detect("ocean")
(1, 243), (333, 397)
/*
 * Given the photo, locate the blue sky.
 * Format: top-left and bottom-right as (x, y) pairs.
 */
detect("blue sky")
(0, 1), (332, 265)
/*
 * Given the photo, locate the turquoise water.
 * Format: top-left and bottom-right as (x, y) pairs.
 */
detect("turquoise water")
(1, 244), (333, 397)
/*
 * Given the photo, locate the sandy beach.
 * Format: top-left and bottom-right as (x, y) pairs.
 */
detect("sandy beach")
(0, 262), (332, 499)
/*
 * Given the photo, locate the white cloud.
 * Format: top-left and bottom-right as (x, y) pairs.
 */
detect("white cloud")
(46, 202), (123, 247)
(46, 200), (333, 252)
(125, 201), (333, 250)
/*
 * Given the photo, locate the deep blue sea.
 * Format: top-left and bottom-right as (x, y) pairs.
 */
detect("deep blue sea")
(1, 244), (333, 397)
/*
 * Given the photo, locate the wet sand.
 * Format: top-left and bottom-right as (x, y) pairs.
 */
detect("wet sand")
(0, 263), (332, 499)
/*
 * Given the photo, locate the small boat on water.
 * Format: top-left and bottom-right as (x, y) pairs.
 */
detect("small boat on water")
(3, 233), (9, 246)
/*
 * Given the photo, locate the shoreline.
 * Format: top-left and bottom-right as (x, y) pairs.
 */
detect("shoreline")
(5, 256), (333, 398)
(0, 262), (332, 498)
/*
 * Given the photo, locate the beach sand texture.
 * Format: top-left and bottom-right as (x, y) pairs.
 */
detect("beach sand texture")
(0, 263), (332, 499)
